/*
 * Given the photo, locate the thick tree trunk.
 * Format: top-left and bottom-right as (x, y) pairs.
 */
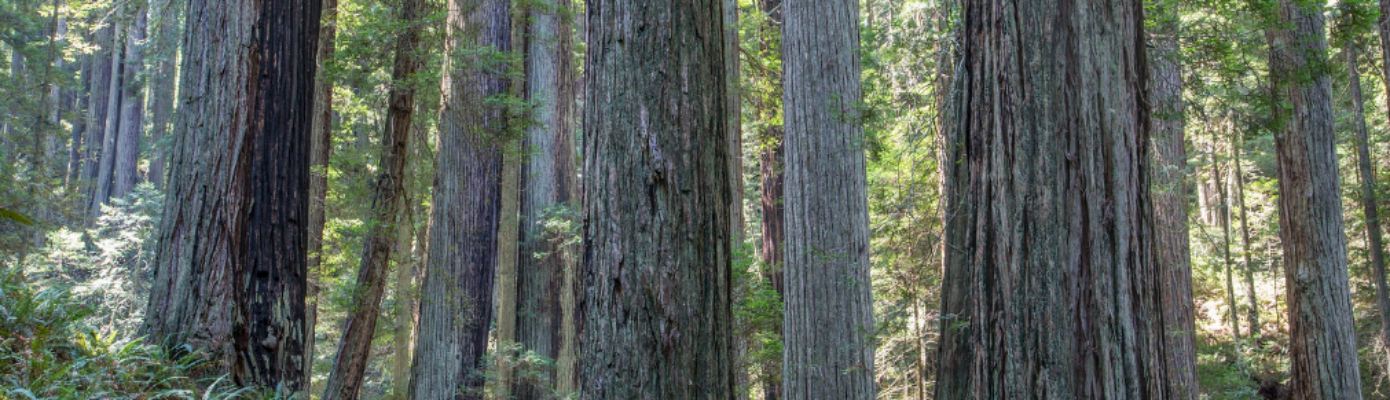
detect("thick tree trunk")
(81, 25), (112, 190)
(937, 0), (1173, 398)
(112, 9), (146, 200)
(781, 0), (875, 398)
(1349, 32), (1390, 353)
(143, 0), (320, 394)
(407, 0), (511, 397)
(304, 0), (337, 382)
(147, 0), (181, 189)
(512, 2), (579, 397)
(320, 0), (420, 397)
(579, 0), (734, 397)
(1148, 1), (1198, 397)
(91, 18), (123, 217)
(1268, 1), (1363, 398)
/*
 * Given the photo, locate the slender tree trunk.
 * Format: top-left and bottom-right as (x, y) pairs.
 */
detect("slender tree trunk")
(147, 0), (181, 189)
(579, 0), (734, 397)
(321, 0), (420, 396)
(1215, 128), (1240, 343)
(1269, 1), (1363, 398)
(67, 54), (89, 188)
(91, 18), (124, 217)
(782, 0), (875, 398)
(1148, 1), (1198, 396)
(937, 0), (1172, 398)
(726, 0), (743, 245)
(512, 2), (579, 397)
(112, 9), (146, 200)
(304, 0), (338, 383)
(407, 0), (511, 397)
(393, 192), (416, 399)
(1233, 134), (1259, 337)
(756, 2), (784, 397)
(143, 0), (321, 394)
(1348, 30), (1390, 353)
(494, 136), (521, 400)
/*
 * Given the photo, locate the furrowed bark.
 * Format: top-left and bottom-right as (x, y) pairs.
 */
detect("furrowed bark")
(579, 0), (734, 397)
(112, 9), (145, 200)
(781, 0), (875, 397)
(1268, 1), (1363, 398)
(937, 0), (1172, 398)
(407, 0), (512, 397)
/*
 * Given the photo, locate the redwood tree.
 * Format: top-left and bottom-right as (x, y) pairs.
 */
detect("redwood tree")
(1269, 0), (1363, 398)
(578, 0), (734, 397)
(936, 0), (1175, 397)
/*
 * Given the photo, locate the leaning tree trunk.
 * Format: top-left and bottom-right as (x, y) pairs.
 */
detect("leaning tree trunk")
(304, 0), (338, 383)
(1148, 0), (1198, 396)
(937, 0), (1174, 398)
(407, 0), (511, 398)
(1268, 1), (1363, 398)
(112, 9), (146, 200)
(511, 1), (579, 398)
(578, 0), (734, 398)
(1348, 28), (1390, 353)
(143, 0), (320, 394)
(781, 0), (876, 398)
(320, 0), (421, 396)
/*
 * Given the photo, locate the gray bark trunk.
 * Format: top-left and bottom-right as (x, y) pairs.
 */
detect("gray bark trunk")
(578, 0), (735, 397)
(781, 0), (875, 398)
(305, 0), (337, 383)
(512, 2), (579, 397)
(80, 24), (112, 191)
(1268, 1), (1363, 398)
(1147, 1), (1198, 397)
(91, 17), (123, 217)
(1348, 29), (1390, 354)
(407, 0), (512, 397)
(937, 0), (1173, 398)
(112, 9), (146, 200)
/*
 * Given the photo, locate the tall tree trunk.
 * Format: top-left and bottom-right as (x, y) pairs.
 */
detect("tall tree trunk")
(726, 0), (743, 245)
(81, 24), (112, 190)
(147, 0), (181, 189)
(1268, 1), (1363, 398)
(1148, 0), (1198, 396)
(1215, 128), (1240, 344)
(407, 0), (511, 397)
(512, 1), (579, 397)
(579, 0), (734, 397)
(493, 5), (526, 396)
(393, 192), (416, 399)
(112, 9), (146, 200)
(937, 0), (1173, 398)
(756, 1), (784, 397)
(320, 0), (421, 396)
(1233, 134), (1259, 337)
(782, 0), (875, 398)
(1348, 28), (1390, 353)
(91, 18), (123, 217)
(143, 0), (320, 394)
(304, 0), (338, 383)
(67, 54), (89, 188)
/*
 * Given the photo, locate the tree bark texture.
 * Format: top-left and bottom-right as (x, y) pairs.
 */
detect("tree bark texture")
(112, 9), (146, 200)
(1347, 33), (1390, 352)
(393, 192), (417, 399)
(781, 0), (875, 398)
(304, 0), (337, 383)
(147, 0), (182, 189)
(1268, 1), (1363, 398)
(578, 0), (734, 397)
(320, 0), (420, 396)
(1147, 1), (1198, 396)
(936, 0), (1174, 398)
(726, 0), (743, 245)
(407, 0), (511, 397)
(91, 18), (123, 217)
(80, 24), (112, 188)
(143, 0), (320, 394)
(512, 2), (579, 397)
